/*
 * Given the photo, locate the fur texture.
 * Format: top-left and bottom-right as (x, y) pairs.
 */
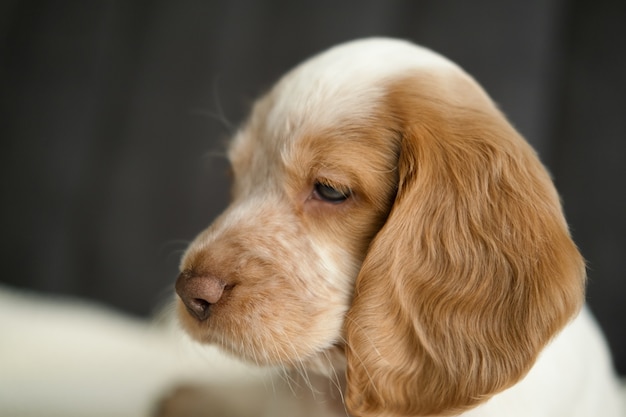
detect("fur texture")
(175, 38), (624, 416)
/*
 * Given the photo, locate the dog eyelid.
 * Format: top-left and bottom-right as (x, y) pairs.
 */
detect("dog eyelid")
(313, 181), (351, 203)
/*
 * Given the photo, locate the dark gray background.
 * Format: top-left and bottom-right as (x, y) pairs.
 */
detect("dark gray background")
(1, 0), (624, 375)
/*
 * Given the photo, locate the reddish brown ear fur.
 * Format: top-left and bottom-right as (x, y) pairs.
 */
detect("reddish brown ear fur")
(344, 77), (586, 417)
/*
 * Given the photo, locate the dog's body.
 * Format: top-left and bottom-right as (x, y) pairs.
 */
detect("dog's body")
(161, 308), (624, 417)
(172, 38), (625, 416)
(1, 38), (624, 417)
(0, 287), (622, 417)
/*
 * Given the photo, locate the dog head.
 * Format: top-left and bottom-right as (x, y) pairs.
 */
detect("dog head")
(175, 38), (585, 416)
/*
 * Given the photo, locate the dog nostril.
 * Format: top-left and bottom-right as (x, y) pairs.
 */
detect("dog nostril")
(186, 298), (212, 321)
(175, 271), (229, 322)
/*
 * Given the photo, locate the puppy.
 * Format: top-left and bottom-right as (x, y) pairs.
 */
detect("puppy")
(173, 38), (624, 416)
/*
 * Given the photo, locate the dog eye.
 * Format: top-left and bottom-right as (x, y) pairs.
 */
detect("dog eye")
(314, 182), (351, 203)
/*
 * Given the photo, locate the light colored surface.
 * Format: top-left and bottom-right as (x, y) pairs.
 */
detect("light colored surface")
(0, 287), (266, 417)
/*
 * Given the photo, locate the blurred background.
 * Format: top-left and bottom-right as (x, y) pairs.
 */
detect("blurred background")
(1, 0), (624, 376)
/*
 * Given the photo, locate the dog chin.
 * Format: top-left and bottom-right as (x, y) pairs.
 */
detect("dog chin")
(176, 297), (345, 373)
(300, 345), (347, 377)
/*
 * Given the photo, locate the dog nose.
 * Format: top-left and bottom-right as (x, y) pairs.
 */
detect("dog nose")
(175, 272), (227, 321)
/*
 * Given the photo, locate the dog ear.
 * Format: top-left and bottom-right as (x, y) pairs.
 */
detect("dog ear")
(344, 79), (586, 417)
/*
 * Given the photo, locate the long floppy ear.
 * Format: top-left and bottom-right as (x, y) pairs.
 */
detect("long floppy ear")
(344, 76), (586, 417)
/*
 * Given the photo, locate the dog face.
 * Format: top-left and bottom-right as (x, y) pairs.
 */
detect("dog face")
(177, 119), (397, 366)
(175, 38), (585, 416)
(176, 39), (412, 367)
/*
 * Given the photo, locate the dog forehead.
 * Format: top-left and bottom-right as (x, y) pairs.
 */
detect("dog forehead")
(263, 38), (457, 134)
(227, 38), (461, 184)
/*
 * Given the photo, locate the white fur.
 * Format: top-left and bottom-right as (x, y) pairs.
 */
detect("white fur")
(464, 308), (624, 416)
(1, 287), (622, 417)
(260, 39), (464, 142)
(0, 287), (267, 417)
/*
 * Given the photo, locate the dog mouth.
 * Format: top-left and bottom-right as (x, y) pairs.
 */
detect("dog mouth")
(174, 234), (353, 369)
(175, 280), (348, 370)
